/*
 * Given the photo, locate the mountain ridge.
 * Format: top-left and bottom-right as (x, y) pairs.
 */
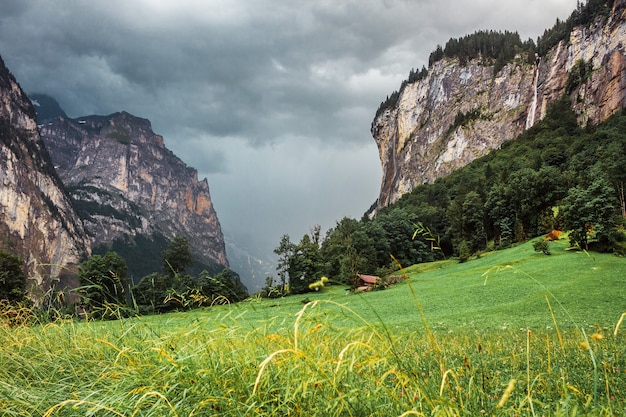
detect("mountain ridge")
(37, 106), (229, 280)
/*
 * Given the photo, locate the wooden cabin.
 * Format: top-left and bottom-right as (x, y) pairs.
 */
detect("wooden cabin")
(356, 274), (379, 292)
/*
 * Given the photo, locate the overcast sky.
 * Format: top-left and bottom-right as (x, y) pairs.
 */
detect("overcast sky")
(0, 0), (577, 266)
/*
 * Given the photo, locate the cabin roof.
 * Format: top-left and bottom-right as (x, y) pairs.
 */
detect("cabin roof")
(357, 274), (378, 284)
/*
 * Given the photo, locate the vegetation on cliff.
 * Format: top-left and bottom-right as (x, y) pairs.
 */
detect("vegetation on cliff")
(537, 0), (615, 56)
(428, 30), (536, 70)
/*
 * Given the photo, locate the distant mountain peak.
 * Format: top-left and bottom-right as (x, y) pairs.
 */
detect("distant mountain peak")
(39, 109), (229, 279)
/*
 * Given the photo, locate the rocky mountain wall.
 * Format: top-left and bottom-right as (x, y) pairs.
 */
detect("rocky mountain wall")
(0, 57), (90, 301)
(372, 0), (626, 208)
(39, 111), (228, 271)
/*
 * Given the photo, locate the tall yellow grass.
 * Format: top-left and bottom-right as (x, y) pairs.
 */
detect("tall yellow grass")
(1, 299), (624, 416)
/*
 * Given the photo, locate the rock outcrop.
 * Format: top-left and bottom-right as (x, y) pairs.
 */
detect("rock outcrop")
(0, 56), (90, 301)
(39, 111), (228, 275)
(372, 0), (626, 208)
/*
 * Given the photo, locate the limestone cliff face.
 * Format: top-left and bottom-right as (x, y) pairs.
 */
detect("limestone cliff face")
(39, 111), (228, 270)
(0, 56), (90, 299)
(373, 1), (626, 208)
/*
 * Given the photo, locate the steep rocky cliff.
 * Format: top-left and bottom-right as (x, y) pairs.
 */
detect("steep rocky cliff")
(38, 110), (229, 277)
(372, 0), (626, 208)
(0, 57), (90, 300)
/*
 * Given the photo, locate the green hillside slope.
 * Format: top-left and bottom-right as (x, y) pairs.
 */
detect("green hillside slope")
(246, 238), (625, 332)
(1, 239), (624, 416)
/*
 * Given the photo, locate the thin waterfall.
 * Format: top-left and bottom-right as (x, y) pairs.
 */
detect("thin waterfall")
(525, 57), (540, 129)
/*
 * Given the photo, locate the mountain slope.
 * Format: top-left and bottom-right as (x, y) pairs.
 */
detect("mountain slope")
(372, 0), (626, 208)
(38, 110), (229, 279)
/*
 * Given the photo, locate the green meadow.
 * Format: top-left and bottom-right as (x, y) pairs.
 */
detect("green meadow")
(1, 238), (625, 416)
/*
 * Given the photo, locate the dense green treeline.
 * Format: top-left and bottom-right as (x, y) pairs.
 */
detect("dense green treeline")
(537, 0), (614, 56)
(3, 235), (250, 320)
(428, 30), (535, 69)
(149, 235), (247, 307)
(273, 98), (626, 294)
(92, 232), (225, 283)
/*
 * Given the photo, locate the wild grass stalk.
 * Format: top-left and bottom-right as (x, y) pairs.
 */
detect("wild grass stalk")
(580, 328), (599, 405)
(614, 312), (626, 337)
(392, 254), (444, 370)
(525, 328), (537, 417)
(546, 295), (565, 355)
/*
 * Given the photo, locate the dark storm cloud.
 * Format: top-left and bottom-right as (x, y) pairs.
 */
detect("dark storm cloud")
(0, 0), (578, 274)
(0, 0), (576, 144)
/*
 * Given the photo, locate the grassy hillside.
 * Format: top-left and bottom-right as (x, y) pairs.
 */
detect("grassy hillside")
(240, 238), (625, 332)
(1, 242), (624, 416)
